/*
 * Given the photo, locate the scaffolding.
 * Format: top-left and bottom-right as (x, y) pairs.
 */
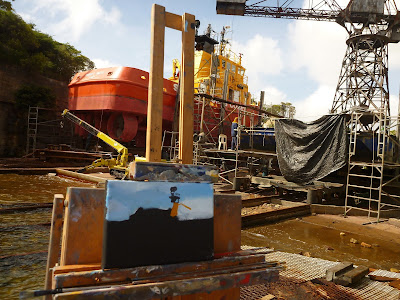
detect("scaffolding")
(331, 33), (400, 222)
(25, 106), (75, 156)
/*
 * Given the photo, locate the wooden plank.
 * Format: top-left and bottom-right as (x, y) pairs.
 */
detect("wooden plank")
(60, 188), (105, 266)
(54, 267), (280, 299)
(214, 194), (242, 256)
(146, 4), (165, 162)
(53, 264), (101, 275)
(54, 254), (267, 289)
(44, 194), (64, 300)
(178, 12), (195, 164)
(165, 11), (182, 31)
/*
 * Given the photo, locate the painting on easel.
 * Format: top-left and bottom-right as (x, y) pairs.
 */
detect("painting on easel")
(102, 181), (214, 269)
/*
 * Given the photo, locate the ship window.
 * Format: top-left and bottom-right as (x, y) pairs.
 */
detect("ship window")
(232, 65), (236, 73)
(228, 89), (233, 100)
(221, 59), (226, 68)
(227, 62), (231, 70)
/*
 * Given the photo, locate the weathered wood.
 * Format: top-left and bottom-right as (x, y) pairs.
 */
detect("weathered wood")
(54, 254), (267, 289)
(54, 267), (280, 299)
(44, 194), (64, 300)
(369, 274), (400, 282)
(326, 262), (353, 281)
(334, 265), (369, 286)
(165, 11), (182, 31)
(53, 264), (101, 275)
(146, 4), (165, 162)
(178, 12), (195, 164)
(56, 168), (108, 184)
(60, 188), (105, 266)
(214, 194), (242, 256)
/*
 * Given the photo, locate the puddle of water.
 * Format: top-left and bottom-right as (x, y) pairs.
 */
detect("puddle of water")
(0, 174), (93, 299)
(242, 218), (400, 271)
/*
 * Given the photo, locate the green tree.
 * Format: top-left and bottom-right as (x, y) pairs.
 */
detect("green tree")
(0, 9), (94, 81)
(0, 0), (13, 11)
(264, 102), (296, 118)
(15, 84), (56, 109)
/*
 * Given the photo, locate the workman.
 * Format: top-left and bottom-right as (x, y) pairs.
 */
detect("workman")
(231, 117), (238, 150)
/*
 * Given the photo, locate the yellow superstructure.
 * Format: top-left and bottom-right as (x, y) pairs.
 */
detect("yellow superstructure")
(170, 26), (253, 107)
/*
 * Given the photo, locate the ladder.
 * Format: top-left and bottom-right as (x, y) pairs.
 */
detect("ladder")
(26, 106), (39, 155)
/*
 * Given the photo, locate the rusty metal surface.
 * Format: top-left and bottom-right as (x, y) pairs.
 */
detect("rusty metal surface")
(242, 246), (400, 299)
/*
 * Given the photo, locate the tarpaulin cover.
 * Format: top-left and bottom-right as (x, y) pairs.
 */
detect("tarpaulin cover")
(275, 114), (347, 185)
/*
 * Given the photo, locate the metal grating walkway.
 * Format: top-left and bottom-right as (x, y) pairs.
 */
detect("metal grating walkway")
(240, 246), (400, 299)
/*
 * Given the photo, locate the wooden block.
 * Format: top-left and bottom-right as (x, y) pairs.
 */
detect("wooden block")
(334, 265), (369, 286)
(326, 262), (353, 281)
(60, 187), (105, 266)
(128, 161), (218, 182)
(214, 194), (242, 256)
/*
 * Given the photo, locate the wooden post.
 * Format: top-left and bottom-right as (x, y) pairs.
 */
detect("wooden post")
(146, 4), (165, 162)
(44, 194), (64, 299)
(179, 13), (195, 164)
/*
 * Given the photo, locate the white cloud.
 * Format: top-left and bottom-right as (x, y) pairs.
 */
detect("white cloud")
(92, 58), (120, 69)
(390, 93), (399, 117)
(261, 85), (288, 105)
(231, 34), (283, 92)
(32, 0), (122, 42)
(294, 85), (335, 122)
(287, 20), (346, 86)
(389, 43), (400, 70)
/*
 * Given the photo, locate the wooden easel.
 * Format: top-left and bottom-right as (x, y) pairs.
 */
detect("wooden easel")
(146, 4), (195, 164)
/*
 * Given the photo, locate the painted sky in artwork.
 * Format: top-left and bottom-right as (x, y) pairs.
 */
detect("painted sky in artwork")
(106, 181), (213, 222)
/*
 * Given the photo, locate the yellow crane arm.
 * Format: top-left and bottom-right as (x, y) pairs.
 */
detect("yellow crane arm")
(61, 109), (129, 167)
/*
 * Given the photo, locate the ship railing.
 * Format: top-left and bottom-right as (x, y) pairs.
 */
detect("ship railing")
(215, 45), (241, 65)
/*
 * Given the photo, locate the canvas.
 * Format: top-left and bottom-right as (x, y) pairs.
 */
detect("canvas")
(102, 180), (214, 269)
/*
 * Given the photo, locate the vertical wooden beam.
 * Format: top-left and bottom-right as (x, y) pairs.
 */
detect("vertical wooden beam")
(44, 194), (64, 300)
(179, 13), (195, 164)
(146, 4), (165, 162)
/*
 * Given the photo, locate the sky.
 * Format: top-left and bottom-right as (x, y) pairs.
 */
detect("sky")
(13, 0), (400, 122)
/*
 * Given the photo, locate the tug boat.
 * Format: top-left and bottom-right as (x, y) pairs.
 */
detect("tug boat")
(68, 25), (258, 147)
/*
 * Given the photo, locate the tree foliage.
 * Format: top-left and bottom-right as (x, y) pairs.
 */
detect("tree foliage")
(0, 0), (13, 11)
(265, 102), (296, 118)
(0, 8), (94, 81)
(15, 84), (56, 109)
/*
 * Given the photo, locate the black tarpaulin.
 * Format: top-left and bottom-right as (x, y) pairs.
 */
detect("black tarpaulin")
(275, 114), (347, 185)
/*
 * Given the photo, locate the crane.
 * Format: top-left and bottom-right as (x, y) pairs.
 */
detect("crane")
(216, 0), (400, 116)
(62, 109), (129, 179)
(216, 1), (400, 222)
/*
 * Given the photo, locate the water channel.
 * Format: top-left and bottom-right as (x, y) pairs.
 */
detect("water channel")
(0, 175), (398, 299)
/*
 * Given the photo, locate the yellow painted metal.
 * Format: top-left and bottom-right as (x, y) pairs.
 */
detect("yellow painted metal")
(169, 33), (254, 106)
(62, 109), (129, 176)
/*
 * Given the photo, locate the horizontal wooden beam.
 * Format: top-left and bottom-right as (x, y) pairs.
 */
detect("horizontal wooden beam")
(54, 267), (280, 299)
(165, 11), (182, 31)
(54, 254), (269, 289)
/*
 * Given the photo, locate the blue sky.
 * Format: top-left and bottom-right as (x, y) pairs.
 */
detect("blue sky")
(13, 0), (400, 121)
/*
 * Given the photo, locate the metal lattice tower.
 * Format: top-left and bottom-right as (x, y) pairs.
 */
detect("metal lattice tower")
(217, 0), (400, 221)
